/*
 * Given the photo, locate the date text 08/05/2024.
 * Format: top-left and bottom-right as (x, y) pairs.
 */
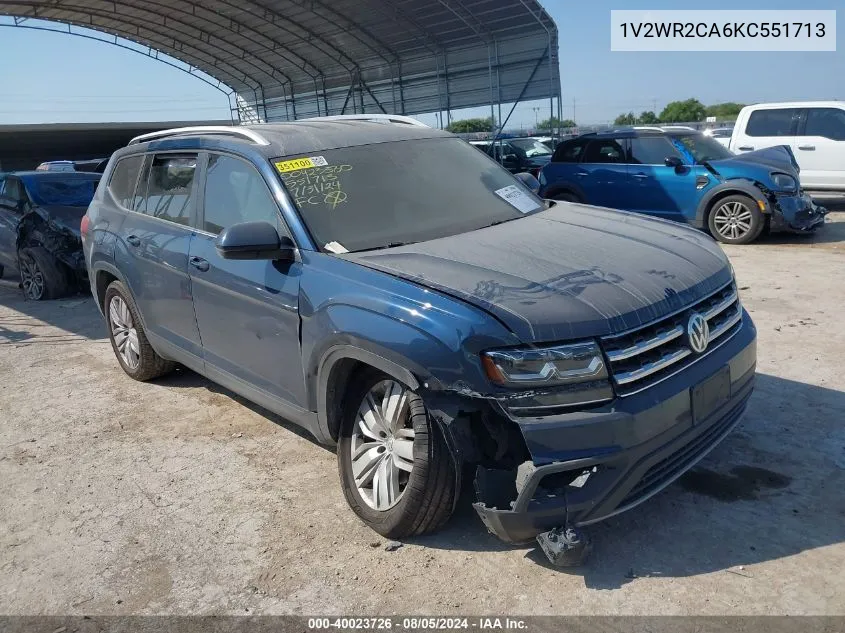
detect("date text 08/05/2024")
(307, 617), (528, 630)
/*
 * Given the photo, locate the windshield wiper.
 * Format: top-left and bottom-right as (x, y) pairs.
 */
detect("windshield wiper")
(357, 241), (416, 252)
(487, 216), (525, 228)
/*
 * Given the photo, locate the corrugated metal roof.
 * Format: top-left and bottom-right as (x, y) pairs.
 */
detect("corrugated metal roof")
(0, 0), (560, 122)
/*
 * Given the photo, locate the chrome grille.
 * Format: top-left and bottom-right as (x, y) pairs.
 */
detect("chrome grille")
(601, 282), (742, 394)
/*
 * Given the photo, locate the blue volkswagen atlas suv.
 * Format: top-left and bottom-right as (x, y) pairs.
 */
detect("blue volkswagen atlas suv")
(82, 120), (756, 555)
(539, 127), (826, 244)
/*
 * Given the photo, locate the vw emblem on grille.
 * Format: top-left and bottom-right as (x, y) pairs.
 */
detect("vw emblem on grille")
(687, 313), (710, 354)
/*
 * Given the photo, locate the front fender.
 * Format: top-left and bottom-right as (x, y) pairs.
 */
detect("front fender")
(304, 304), (477, 411)
(696, 180), (770, 227)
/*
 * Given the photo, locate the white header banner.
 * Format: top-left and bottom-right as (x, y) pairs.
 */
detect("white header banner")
(611, 10), (836, 52)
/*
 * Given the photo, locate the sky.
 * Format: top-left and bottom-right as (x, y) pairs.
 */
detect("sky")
(0, 0), (842, 127)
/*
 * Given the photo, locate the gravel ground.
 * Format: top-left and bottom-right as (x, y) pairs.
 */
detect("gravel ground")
(1, 212), (844, 615)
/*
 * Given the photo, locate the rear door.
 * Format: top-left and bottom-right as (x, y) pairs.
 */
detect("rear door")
(733, 107), (799, 159)
(188, 152), (306, 408)
(625, 136), (700, 223)
(115, 152), (203, 359)
(796, 106), (845, 189)
(0, 176), (25, 270)
(578, 138), (628, 208)
(541, 138), (588, 196)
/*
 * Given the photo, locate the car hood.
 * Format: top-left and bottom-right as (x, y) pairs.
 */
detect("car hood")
(345, 204), (732, 344)
(36, 205), (86, 237)
(705, 145), (799, 178)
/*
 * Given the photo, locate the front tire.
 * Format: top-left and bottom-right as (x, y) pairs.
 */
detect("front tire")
(18, 246), (69, 300)
(337, 369), (457, 538)
(708, 195), (764, 244)
(104, 280), (175, 381)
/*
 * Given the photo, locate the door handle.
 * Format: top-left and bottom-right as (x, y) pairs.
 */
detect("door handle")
(632, 173), (648, 179)
(126, 235), (141, 247)
(575, 171), (588, 177)
(737, 146), (754, 151)
(798, 145), (816, 151)
(189, 256), (210, 272)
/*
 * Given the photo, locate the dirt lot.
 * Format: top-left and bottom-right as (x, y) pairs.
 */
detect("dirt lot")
(1, 212), (844, 616)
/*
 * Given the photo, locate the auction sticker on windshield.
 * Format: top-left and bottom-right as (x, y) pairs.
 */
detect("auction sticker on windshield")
(274, 156), (329, 173)
(494, 185), (541, 214)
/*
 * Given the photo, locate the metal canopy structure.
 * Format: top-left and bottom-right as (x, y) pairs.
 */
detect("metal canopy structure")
(0, 0), (560, 126)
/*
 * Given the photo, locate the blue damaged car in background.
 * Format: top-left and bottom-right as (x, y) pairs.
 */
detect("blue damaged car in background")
(83, 120), (757, 566)
(539, 127), (827, 244)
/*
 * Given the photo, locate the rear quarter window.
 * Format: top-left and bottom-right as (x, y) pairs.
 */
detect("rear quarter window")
(107, 155), (144, 209)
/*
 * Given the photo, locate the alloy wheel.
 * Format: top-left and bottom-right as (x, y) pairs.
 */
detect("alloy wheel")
(713, 201), (753, 241)
(350, 380), (416, 511)
(109, 296), (141, 370)
(19, 254), (45, 300)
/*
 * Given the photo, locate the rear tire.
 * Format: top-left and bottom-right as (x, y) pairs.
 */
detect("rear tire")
(708, 195), (764, 245)
(104, 280), (176, 381)
(0, 263), (4, 279)
(18, 246), (70, 300)
(552, 191), (581, 203)
(337, 368), (457, 538)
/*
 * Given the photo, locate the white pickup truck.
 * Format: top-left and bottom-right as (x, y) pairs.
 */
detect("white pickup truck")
(730, 101), (845, 193)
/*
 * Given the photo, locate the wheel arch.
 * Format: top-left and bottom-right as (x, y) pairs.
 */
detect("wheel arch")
(89, 262), (148, 330)
(316, 344), (423, 444)
(542, 181), (585, 202)
(696, 180), (769, 229)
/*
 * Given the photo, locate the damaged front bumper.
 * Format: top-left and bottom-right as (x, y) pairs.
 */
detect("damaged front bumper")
(471, 312), (757, 544)
(770, 192), (827, 234)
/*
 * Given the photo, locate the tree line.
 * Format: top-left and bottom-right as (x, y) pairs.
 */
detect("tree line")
(612, 100), (745, 126)
(445, 116), (576, 134)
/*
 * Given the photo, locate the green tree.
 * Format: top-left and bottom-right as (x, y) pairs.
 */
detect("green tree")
(537, 117), (576, 130)
(446, 117), (495, 133)
(614, 112), (637, 126)
(659, 98), (706, 123)
(639, 110), (660, 124)
(705, 102), (745, 120)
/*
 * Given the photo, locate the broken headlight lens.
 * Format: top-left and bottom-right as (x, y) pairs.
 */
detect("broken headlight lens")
(482, 341), (608, 388)
(771, 172), (797, 193)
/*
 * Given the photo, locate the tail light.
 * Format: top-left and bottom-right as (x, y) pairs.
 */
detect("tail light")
(80, 214), (90, 237)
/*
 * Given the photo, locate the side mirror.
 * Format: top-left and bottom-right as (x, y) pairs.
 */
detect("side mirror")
(215, 221), (296, 261)
(664, 156), (683, 169)
(514, 172), (541, 195)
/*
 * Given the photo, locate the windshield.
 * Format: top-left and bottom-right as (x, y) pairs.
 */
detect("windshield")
(669, 133), (733, 164)
(24, 175), (100, 207)
(274, 137), (544, 252)
(508, 138), (553, 157)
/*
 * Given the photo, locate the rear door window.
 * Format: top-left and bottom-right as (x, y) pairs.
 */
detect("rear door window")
(1, 176), (23, 203)
(135, 154), (197, 226)
(746, 108), (800, 137)
(803, 108), (845, 141)
(107, 155), (144, 209)
(552, 139), (588, 163)
(583, 139), (626, 163)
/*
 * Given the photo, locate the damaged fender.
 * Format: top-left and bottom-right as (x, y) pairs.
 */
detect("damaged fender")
(16, 206), (87, 281)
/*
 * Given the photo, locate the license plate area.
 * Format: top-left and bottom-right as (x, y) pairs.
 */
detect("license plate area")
(691, 365), (731, 424)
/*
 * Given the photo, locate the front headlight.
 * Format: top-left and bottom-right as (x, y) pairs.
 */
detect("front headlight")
(482, 341), (608, 388)
(771, 172), (798, 192)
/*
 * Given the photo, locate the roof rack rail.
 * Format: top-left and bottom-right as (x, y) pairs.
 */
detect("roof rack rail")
(128, 126), (270, 146)
(303, 114), (429, 127)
